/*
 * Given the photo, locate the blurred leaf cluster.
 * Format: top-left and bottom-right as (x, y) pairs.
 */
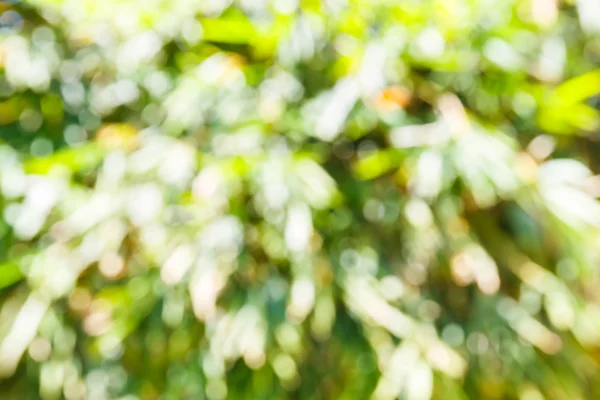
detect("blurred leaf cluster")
(2, 0), (600, 399)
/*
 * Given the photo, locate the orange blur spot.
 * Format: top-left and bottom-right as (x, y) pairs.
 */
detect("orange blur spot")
(376, 86), (412, 111)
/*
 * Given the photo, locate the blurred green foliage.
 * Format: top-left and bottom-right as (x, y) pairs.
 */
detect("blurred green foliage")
(2, 0), (600, 399)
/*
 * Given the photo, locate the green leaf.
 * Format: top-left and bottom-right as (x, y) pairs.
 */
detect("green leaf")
(200, 17), (256, 44)
(0, 261), (23, 289)
(353, 149), (405, 180)
(552, 69), (600, 107)
(23, 144), (104, 175)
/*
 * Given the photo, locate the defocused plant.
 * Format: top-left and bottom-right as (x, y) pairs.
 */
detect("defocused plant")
(2, 0), (600, 399)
